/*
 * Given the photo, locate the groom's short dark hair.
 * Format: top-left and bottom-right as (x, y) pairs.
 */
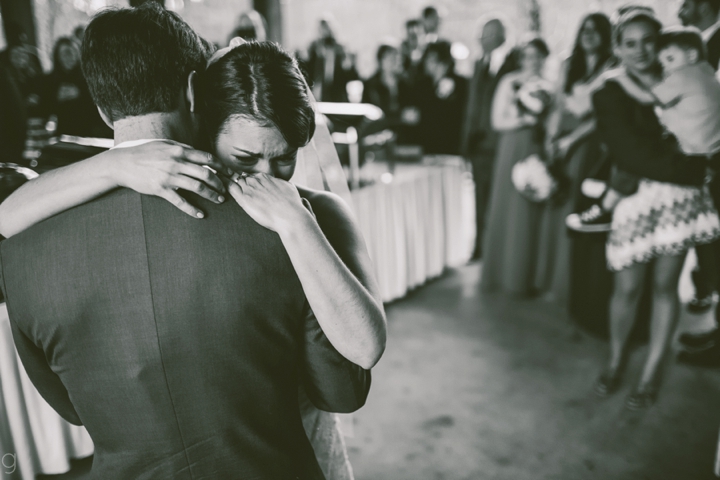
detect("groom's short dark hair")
(82, 3), (210, 121)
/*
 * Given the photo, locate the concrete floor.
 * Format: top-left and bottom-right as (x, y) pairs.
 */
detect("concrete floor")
(47, 261), (720, 480)
(345, 262), (720, 480)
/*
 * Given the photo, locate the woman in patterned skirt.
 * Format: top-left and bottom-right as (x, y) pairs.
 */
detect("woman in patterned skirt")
(592, 8), (720, 409)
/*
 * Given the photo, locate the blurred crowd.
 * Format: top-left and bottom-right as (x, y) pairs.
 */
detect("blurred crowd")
(0, 23), (111, 165)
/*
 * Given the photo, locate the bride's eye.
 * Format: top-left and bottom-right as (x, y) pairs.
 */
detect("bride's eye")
(232, 155), (258, 165)
(273, 153), (297, 166)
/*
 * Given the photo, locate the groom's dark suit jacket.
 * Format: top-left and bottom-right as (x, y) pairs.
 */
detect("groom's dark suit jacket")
(0, 188), (371, 479)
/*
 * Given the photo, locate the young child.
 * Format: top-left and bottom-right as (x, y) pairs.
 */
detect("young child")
(568, 26), (720, 232)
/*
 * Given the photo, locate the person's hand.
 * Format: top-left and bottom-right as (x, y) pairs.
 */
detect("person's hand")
(226, 173), (309, 234)
(103, 140), (226, 218)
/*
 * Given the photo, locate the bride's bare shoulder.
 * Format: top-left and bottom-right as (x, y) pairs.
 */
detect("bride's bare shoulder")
(296, 186), (356, 233)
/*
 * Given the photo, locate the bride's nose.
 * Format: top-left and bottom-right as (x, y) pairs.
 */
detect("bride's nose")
(252, 159), (273, 175)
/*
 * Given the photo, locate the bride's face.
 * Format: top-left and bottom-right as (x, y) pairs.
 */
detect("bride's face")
(213, 116), (298, 181)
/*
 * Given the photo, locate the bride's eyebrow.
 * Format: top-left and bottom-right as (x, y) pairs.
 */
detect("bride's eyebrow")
(233, 147), (261, 157)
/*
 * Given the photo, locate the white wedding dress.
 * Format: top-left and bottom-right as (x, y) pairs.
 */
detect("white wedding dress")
(293, 116), (356, 480)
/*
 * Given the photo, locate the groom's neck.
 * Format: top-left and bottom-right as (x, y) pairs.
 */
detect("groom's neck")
(113, 112), (194, 146)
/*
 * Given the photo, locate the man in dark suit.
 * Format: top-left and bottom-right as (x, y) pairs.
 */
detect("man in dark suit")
(0, 5), (370, 479)
(676, 0), (720, 366)
(460, 17), (519, 260)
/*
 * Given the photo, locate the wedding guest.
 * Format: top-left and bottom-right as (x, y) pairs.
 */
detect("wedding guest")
(534, 13), (614, 302)
(677, 0), (720, 322)
(591, 9), (720, 409)
(680, 0), (720, 69)
(460, 16), (519, 260)
(413, 41), (468, 155)
(480, 38), (553, 294)
(306, 15), (359, 102)
(422, 6), (443, 44)
(362, 43), (412, 139)
(42, 37), (111, 138)
(228, 10), (268, 43)
(401, 19), (426, 84)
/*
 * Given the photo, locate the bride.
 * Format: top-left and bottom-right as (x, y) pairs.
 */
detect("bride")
(0, 39), (386, 479)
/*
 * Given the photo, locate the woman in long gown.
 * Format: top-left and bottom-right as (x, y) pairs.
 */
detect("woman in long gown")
(533, 13), (614, 303)
(0, 40), (385, 479)
(480, 38), (553, 295)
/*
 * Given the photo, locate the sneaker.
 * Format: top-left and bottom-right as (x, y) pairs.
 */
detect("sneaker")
(566, 204), (613, 233)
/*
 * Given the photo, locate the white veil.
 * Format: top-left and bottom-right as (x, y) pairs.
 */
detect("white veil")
(292, 112), (354, 212)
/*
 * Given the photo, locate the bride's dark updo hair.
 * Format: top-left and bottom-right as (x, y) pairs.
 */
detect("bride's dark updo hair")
(196, 42), (316, 150)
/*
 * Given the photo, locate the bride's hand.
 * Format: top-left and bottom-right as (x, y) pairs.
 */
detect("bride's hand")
(103, 140), (226, 218)
(226, 173), (309, 234)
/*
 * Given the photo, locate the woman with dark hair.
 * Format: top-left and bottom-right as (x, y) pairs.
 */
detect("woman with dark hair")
(362, 43), (413, 138)
(480, 37), (554, 294)
(42, 37), (111, 137)
(0, 40), (385, 479)
(591, 9), (719, 409)
(413, 40), (468, 154)
(305, 15), (359, 102)
(534, 13), (614, 302)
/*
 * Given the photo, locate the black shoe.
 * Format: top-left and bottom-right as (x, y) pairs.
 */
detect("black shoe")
(566, 204), (613, 233)
(677, 344), (720, 368)
(625, 384), (658, 410)
(679, 328), (719, 350)
(687, 295), (714, 314)
(594, 369), (622, 397)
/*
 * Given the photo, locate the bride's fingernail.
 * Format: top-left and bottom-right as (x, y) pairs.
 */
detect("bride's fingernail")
(197, 212), (205, 218)
(217, 195), (225, 203)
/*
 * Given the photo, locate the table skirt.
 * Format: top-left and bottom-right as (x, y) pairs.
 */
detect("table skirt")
(352, 159), (473, 302)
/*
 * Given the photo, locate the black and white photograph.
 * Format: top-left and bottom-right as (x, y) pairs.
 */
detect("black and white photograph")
(1, 0), (720, 479)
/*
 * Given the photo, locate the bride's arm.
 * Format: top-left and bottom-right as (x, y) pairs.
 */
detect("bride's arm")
(0, 141), (226, 238)
(228, 175), (386, 370)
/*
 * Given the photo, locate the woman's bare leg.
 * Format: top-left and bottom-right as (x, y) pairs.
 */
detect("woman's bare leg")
(638, 252), (687, 388)
(608, 262), (648, 372)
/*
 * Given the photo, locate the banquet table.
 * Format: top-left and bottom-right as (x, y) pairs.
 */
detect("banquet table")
(0, 303), (93, 480)
(351, 156), (474, 303)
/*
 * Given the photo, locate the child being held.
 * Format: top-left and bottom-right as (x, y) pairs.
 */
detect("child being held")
(568, 26), (720, 232)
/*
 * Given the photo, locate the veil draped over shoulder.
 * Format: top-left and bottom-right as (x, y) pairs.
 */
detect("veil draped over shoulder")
(292, 99), (354, 212)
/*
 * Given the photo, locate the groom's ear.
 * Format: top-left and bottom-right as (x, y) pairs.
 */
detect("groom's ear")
(98, 107), (114, 130)
(186, 71), (197, 113)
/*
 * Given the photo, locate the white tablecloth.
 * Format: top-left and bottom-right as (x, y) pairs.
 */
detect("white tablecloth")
(0, 304), (93, 480)
(351, 158), (474, 303)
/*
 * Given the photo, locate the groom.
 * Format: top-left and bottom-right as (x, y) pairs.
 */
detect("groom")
(0, 5), (370, 479)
